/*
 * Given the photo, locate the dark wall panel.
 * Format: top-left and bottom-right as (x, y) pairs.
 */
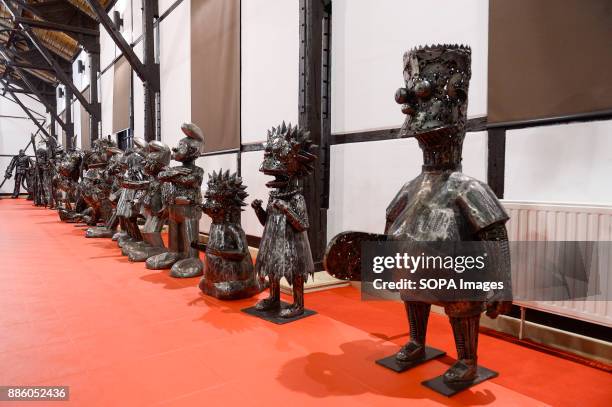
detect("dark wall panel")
(191, 0), (240, 152)
(488, 0), (612, 125)
(112, 56), (131, 133)
(80, 87), (91, 150)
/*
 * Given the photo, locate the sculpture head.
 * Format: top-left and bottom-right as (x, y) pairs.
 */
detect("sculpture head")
(395, 44), (471, 145)
(18, 149), (24, 156)
(86, 138), (116, 169)
(133, 137), (148, 154)
(144, 141), (171, 176)
(202, 169), (248, 223)
(260, 122), (316, 189)
(172, 123), (203, 163)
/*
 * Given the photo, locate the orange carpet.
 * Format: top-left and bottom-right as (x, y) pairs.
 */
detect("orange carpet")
(0, 198), (610, 406)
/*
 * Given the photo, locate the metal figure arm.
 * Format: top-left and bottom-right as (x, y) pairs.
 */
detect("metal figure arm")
(251, 199), (268, 226)
(4, 156), (17, 178)
(274, 194), (309, 232)
(207, 225), (247, 261)
(477, 223), (512, 318)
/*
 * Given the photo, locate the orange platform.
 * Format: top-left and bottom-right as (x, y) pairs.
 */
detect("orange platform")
(0, 198), (611, 406)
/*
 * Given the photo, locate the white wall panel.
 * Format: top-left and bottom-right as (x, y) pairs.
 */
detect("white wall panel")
(100, 10), (117, 70)
(100, 70), (114, 137)
(0, 95), (44, 193)
(241, 0), (299, 143)
(132, 42), (145, 140)
(0, 156), (16, 194)
(132, 0), (143, 39)
(327, 132), (487, 241)
(505, 120), (612, 205)
(159, 0), (191, 153)
(160, 0), (178, 15)
(331, 0), (489, 133)
(240, 150), (271, 236)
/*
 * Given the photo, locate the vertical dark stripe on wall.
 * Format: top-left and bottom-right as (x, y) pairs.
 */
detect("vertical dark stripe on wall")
(299, 0), (327, 267)
(487, 128), (506, 198)
(321, 1), (332, 209)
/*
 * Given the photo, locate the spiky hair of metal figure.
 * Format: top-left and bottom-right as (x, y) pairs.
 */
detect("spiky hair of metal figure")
(205, 169), (248, 209)
(262, 121), (317, 177)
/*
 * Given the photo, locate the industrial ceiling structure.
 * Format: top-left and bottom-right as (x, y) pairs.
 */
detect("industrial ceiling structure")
(0, 0), (114, 141)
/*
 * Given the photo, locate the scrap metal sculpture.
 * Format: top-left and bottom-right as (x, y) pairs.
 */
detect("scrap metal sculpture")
(197, 169), (265, 299)
(77, 139), (116, 226)
(123, 140), (171, 262)
(3, 149), (30, 198)
(325, 45), (512, 388)
(84, 146), (124, 237)
(250, 122), (316, 319)
(116, 138), (148, 249)
(146, 123), (204, 278)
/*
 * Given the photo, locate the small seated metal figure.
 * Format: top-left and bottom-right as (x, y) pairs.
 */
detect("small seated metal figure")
(123, 141), (171, 262)
(146, 123), (204, 278)
(197, 169), (264, 299)
(4, 149), (30, 198)
(251, 122), (316, 319)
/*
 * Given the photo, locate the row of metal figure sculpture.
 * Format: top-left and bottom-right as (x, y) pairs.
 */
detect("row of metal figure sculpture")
(4, 44), (512, 393)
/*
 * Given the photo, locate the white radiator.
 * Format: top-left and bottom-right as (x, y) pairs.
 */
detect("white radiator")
(503, 201), (612, 327)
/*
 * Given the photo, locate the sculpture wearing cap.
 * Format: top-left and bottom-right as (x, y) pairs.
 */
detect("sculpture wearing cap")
(84, 146), (124, 237)
(115, 138), (148, 250)
(325, 45), (512, 389)
(123, 140), (172, 261)
(250, 122), (317, 319)
(196, 170), (265, 299)
(146, 123), (205, 278)
(56, 148), (84, 221)
(76, 139), (116, 226)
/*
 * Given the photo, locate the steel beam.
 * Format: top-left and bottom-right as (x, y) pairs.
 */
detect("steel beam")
(15, 17), (99, 36)
(88, 51), (100, 142)
(1, 78), (50, 138)
(0, 51), (65, 128)
(142, 0), (159, 141)
(64, 70), (74, 149)
(0, 0), (99, 120)
(83, 0), (149, 84)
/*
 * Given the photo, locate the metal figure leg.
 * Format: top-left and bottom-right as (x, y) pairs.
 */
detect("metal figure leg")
(396, 302), (431, 361)
(444, 315), (480, 383)
(170, 206), (203, 278)
(255, 278), (281, 311)
(12, 173), (23, 198)
(279, 274), (305, 318)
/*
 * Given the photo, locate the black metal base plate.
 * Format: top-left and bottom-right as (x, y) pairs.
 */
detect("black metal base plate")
(241, 301), (316, 325)
(375, 347), (446, 373)
(422, 365), (498, 397)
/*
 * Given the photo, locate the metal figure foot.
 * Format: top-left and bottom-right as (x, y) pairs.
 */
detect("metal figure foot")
(146, 251), (183, 270)
(112, 231), (126, 241)
(279, 303), (304, 318)
(396, 341), (426, 361)
(170, 257), (203, 278)
(443, 360), (478, 384)
(85, 227), (115, 238)
(254, 297), (281, 311)
(128, 246), (167, 262)
(255, 279), (281, 311)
